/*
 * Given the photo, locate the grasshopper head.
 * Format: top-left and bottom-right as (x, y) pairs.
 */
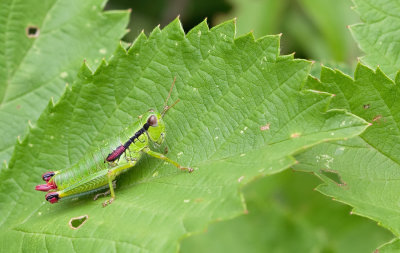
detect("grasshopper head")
(144, 111), (165, 145)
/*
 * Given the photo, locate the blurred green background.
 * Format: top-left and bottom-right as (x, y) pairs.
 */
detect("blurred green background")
(104, 0), (391, 252)
(106, 0), (360, 68)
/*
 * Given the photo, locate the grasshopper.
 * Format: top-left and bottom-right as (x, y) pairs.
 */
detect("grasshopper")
(36, 78), (193, 206)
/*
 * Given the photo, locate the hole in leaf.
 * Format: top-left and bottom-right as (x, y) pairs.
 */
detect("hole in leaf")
(320, 169), (346, 186)
(26, 26), (40, 38)
(69, 215), (88, 230)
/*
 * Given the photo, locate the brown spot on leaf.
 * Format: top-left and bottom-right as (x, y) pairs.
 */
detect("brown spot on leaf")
(363, 104), (370, 109)
(260, 123), (270, 131)
(194, 198), (204, 203)
(372, 115), (382, 123)
(16, 105), (21, 109)
(291, 133), (300, 138)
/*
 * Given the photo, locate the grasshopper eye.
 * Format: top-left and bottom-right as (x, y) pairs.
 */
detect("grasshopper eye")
(147, 115), (158, 127)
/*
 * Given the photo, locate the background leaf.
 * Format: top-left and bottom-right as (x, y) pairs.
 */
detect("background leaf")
(0, 19), (367, 252)
(0, 0), (129, 163)
(181, 170), (393, 253)
(295, 64), (400, 251)
(350, 0), (400, 79)
(215, 0), (359, 64)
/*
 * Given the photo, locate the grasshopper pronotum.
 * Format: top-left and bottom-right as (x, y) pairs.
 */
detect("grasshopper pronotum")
(36, 78), (193, 206)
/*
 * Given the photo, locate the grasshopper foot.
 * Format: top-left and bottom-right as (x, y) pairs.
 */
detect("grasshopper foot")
(93, 190), (110, 201)
(94, 181), (116, 201)
(102, 197), (114, 207)
(181, 167), (194, 173)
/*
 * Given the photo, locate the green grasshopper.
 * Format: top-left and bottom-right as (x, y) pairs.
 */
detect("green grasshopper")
(36, 78), (193, 206)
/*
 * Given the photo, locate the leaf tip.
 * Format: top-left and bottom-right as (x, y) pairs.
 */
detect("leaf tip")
(28, 120), (34, 129)
(78, 60), (94, 80)
(3, 159), (8, 169)
(50, 96), (56, 106)
(115, 41), (128, 55)
(17, 135), (22, 144)
(94, 58), (108, 75)
(395, 70), (400, 85)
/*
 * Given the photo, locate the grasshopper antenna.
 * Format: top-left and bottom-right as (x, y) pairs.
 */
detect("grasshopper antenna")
(162, 77), (180, 117)
(163, 77), (176, 109)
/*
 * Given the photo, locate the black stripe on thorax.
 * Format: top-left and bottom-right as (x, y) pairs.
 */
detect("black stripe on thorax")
(123, 122), (150, 148)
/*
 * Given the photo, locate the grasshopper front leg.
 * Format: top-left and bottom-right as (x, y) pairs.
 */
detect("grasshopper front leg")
(143, 147), (193, 173)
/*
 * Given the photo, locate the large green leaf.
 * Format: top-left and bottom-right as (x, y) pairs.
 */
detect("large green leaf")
(295, 64), (400, 251)
(181, 170), (393, 253)
(350, 0), (400, 79)
(0, 19), (367, 252)
(0, 0), (129, 163)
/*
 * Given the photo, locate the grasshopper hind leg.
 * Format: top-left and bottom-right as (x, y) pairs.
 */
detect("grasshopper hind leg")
(93, 181), (116, 201)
